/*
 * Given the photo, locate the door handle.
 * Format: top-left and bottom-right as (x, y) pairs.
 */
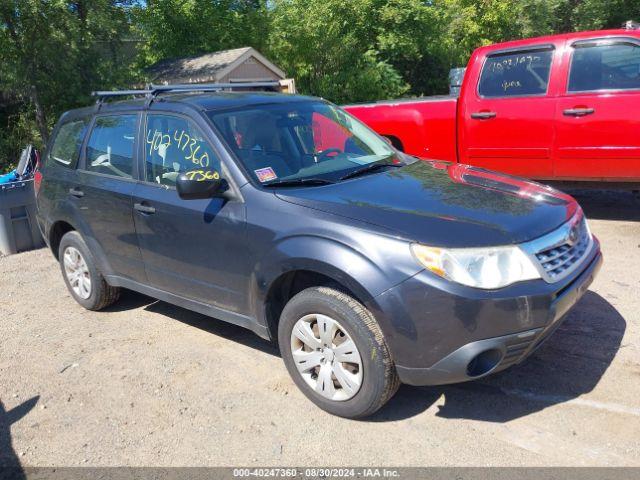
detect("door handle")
(563, 107), (595, 117)
(470, 111), (497, 120)
(68, 188), (84, 198)
(134, 202), (156, 215)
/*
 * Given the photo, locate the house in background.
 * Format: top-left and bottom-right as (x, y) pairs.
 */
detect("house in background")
(145, 47), (296, 93)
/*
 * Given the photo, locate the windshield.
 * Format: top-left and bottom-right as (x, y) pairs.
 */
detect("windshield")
(207, 100), (399, 185)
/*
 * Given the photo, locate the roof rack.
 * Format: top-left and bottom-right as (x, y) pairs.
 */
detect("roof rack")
(91, 81), (282, 108)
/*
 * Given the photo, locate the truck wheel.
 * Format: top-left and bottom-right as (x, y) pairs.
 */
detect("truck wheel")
(278, 287), (399, 418)
(58, 231), (120, 311)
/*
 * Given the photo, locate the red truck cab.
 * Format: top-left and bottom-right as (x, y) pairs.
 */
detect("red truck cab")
(345, 26), (640, 183)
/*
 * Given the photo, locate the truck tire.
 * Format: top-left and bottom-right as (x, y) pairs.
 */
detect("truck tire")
(278, 286), (399, 418)
(58, 231), (120, 311)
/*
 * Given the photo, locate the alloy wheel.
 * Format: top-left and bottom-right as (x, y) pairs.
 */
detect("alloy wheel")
(63, 246), (92, 300)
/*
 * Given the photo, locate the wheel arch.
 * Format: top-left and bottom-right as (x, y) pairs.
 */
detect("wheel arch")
(253, 235), (393, 343)
(49, 220), (77, 259)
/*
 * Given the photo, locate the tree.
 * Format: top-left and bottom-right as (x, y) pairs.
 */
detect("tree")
(134, 0), (269, 67)
(268, 0), (408, 103)
(0, 0), (135, 169)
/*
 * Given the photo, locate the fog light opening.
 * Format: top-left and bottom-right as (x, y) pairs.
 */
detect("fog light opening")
(466, 349), (502, 378)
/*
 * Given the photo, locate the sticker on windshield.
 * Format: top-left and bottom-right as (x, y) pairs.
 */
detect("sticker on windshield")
(255, 167), (277, 183)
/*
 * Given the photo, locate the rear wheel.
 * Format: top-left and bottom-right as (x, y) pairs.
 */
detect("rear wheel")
(278, 287), (399, 418)
(58, 231), (120, 311)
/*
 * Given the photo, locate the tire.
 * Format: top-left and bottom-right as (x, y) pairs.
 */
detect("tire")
(58, 231), (120, 311)
(278, 287), (399, 418)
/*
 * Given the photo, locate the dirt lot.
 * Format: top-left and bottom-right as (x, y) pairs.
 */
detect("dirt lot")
(1, 190), (639, 467)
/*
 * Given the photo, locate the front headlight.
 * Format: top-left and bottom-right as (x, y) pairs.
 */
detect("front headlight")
(411, 243), (541, 289)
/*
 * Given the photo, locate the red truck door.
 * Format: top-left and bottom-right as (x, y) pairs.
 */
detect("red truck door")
(459, 44), (561, 178)
(554, 36), (640, 180)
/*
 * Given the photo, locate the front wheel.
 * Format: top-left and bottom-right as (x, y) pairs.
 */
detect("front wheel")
(278, 287), (399, 418)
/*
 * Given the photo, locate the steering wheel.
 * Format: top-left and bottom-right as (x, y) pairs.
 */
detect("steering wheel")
(315, 148), (342, 162)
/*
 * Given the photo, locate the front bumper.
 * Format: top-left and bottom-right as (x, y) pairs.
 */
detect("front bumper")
(371, 241), (602, 386)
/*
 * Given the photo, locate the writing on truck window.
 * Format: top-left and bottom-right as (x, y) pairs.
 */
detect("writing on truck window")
(479, 49), (553, 98)
(487, 54), (542, 72)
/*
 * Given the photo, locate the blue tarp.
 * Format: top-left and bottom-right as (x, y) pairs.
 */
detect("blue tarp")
(0, 170), (18, 185)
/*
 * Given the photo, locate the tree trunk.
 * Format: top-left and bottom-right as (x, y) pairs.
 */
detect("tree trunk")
(30, 85), (49, 144)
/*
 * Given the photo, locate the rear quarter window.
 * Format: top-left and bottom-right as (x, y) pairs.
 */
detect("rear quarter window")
(48, 118), (89, 168)
(478, 49), (554, 98)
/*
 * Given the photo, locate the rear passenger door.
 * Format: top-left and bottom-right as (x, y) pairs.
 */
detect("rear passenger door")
(459, 45), (559, 178)
(38, 116), (90, 229)
(75, 113), (146, 282)
(132, 112), (248, 313)
(554, 37), (640, 179)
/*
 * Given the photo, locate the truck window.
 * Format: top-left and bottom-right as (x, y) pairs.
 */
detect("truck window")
(478, 49), (554, 98)
(48, 118), (89, 167)
(568, 41), (640, 92)
(85, 114), (137, 179)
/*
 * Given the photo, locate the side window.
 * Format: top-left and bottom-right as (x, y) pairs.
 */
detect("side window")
(85, 114), (137, 178)
(478, 49), (554, 98)
(48, 119), (88, 167)
(145, 114), (221, 187)
(569, 42), (640, 92)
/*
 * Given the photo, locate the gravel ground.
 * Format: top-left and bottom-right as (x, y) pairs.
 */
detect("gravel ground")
(1, 190), (639, 467)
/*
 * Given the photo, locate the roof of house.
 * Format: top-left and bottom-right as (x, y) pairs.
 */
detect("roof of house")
(146, 47), (287, 84)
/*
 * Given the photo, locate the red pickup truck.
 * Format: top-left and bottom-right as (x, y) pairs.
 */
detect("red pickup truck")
(344, 26), (640, 184)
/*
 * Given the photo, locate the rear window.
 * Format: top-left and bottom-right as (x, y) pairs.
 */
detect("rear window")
(569, 41), (640, 92)
(478, 49), (554, 98)
(48, 118), (88, 167)
(85, 114), (137, 178)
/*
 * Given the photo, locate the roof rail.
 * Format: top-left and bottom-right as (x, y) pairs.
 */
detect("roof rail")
(91, 81), (282, 108)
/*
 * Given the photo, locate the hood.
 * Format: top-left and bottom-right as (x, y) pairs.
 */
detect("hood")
(276, 161), (578, 248)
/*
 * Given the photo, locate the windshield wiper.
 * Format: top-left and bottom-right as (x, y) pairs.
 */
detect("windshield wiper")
(338, 161), (404, 181)
(262, 178), (334, 188)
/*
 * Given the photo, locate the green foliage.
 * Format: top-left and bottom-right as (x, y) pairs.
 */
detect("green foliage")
(1, 0), (639, 173)
(266, 0), (409, 103)
(0, 0), (137, 172)
(134, 0), (269, 66)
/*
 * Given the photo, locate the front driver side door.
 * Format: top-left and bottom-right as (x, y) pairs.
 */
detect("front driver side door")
(554, 37), (640, 179)
(132, 112), (249, 314)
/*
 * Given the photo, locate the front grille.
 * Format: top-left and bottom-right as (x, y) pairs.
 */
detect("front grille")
(534, 216), (590, 281)
(521, 211), (593, 283)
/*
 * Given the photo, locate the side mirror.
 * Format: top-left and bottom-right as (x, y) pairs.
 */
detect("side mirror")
(176, 171), (229, 200)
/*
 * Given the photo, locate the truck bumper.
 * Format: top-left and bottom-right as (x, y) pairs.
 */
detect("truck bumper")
(372, 245), (602, 386)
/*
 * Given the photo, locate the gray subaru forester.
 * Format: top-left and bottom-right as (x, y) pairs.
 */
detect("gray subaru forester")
(36, 85), (602, 418)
